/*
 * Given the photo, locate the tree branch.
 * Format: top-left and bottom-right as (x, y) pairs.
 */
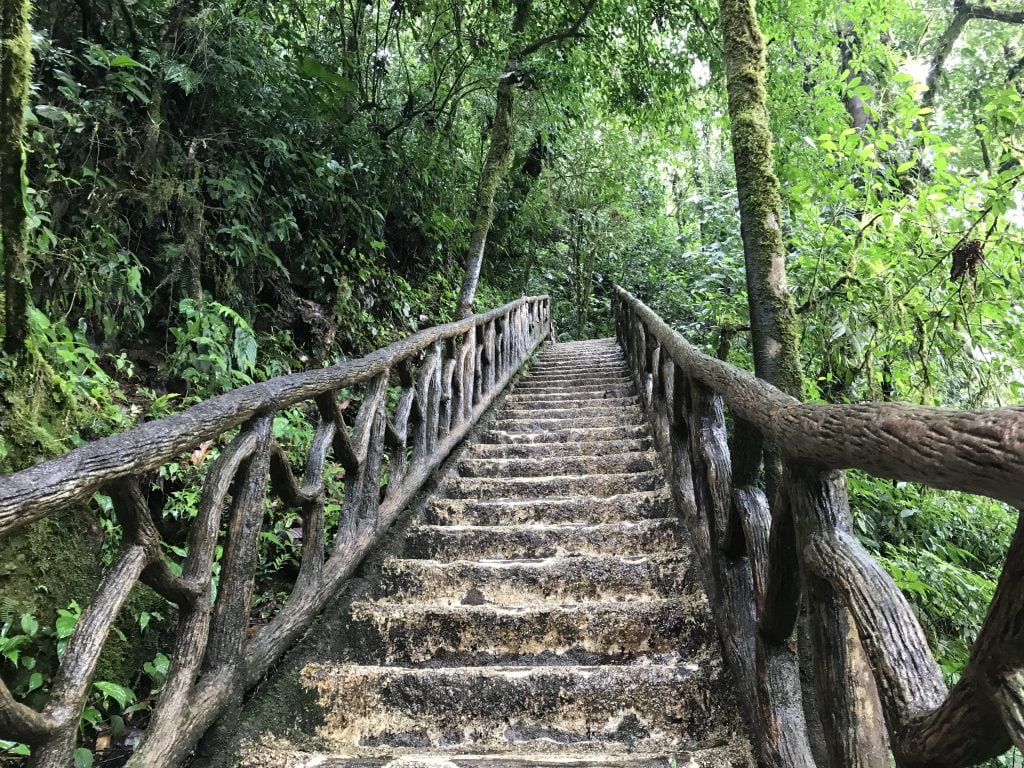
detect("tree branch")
(517, 0), (598, 58)
(925, 0), (1024, 108)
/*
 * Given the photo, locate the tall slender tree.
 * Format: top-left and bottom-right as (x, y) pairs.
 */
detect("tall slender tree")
(718, 0), (888, 764)
(0, 0), (32, 353)
(456, 0), (596, 318)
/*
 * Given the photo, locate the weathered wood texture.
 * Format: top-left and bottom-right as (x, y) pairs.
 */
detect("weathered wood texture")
(614, 285), (1024, 768)
(0, 296), (551, 768)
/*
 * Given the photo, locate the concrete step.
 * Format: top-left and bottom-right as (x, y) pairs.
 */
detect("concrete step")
(509, 386), (637, 400)
(505, 391), (637, 405)
(516, 375), (635, 389)
(468, 438), (653, 460)
(458, 452), (657, 479)
(502, 395), (640, 410)
(443, 471), (664, 501)
(402, 518), (681, 560)
(375, 553), (694, 606)
(240, 747), (756, 767)
(526, 364), (629, 377)
(424, 490), (674, 526)
(345, 597), (713, 666)
(489, 414), (643, 433)
(299, 662), (736, 752)
(481, 425), (650, 445)
(496, 404), (641, 421)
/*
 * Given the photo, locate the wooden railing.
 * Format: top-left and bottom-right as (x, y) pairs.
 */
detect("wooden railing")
(0, 295), (551, 767)
(614, 285), (1024, 768)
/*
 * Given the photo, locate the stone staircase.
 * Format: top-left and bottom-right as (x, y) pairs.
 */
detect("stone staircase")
(234, 339), (752, 768)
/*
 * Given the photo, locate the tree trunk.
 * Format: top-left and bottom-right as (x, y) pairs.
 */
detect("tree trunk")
(456, 75), (517, 318)
(719, 1), (888, 765)
(718, 0), (801, 398)
(1, 0), (32, 354)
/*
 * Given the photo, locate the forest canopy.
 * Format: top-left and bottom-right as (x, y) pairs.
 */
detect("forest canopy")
(0, 0), (1023, 763)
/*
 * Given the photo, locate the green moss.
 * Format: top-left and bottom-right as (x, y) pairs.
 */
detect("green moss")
(719, 0), (803, 400)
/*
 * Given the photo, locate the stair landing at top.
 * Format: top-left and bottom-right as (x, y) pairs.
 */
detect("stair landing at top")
(235, 339), (752, 768)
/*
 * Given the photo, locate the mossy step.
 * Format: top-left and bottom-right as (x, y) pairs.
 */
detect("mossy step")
(424, 491), (673, 526)
(526, 365), (629, 377)
(443, 470), (664, 501)
(468, 438), (653, 460)
(502, 385), (637, 400)
(481, 425), (650, 445)
(239, 750), (745, 768)
(299, 662), (736, 752)
(374, 552), (694, 606)
(458, 452), (657, 479)
(496, 405), (641, 422)
(502, 395), (640, 409)
(403, 518), (681, 560)
(490, 413), (644, 432)
(516, 375), (635, 389)
(344, 597), (712, 665)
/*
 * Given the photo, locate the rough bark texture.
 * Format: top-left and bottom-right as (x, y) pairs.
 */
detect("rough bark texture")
(717, 0), (887, 763)
(924, 0), (1024, 109)
(614, 284), (1024, 768)
(717, 0), (801, 399)
(0, 0), (32, 353)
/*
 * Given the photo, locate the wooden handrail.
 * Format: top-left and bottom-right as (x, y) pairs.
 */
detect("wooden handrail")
(613, 284), (1023, 768)
(0, 295), (551, 767)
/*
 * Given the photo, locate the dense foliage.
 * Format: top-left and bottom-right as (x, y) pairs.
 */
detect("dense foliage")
(0, 0), (1022, 763)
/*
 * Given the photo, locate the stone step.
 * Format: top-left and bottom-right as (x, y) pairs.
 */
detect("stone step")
(496, 407), (641, 424)
(241, 747), (755, 768)
(468, 438), (653, 460)
(458, 452), (656, 479)
(299, 662), (735, 753)
(527, 364), (628, 376)
(482, 425), (650, 445)
(502, 395), (640, 410)
(489, 414), (644, 433)
(425, 491), (673, 526)
(403, 518), (681, 560)
(443, 471), (664, 501)
(510, 384), (636, 398)
(517, 375), (635, 389)
(375, 553), (693, 606)
(345, 597), (712, 666)
(505, 388), (637, 403)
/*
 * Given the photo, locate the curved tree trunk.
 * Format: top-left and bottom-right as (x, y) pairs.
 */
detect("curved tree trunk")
(456, 75), (517, 318)
(1, 0), (32, 354)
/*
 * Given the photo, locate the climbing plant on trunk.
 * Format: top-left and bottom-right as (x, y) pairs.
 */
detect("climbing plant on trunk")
(0, 0), (32, 354)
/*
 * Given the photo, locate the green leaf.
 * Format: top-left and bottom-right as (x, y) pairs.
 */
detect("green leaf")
(109, 54), (143, 68)
(297, 57), (356, 93)
(20, 614), (37, 637)
(94, 680), (135, 709)
(74, 747), (93, 768)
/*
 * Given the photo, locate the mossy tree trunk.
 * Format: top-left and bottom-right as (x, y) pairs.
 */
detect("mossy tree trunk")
(455, 1), (530, 319)
(0, 0), (32, 354)
(718, 1), (888, 766)
(456, 0), (596, 318)
(718, 0), (801, 398)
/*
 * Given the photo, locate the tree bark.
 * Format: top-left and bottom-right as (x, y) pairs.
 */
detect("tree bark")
(718, 0), (802, 399)
(0, 0), (32, 354)
(455, 0), (596, 317)
(718, 0), (888, 764)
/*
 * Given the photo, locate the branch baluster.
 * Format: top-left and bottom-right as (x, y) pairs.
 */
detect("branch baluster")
(613, 284), (1024, 768)
(0, 295), (551, 768)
